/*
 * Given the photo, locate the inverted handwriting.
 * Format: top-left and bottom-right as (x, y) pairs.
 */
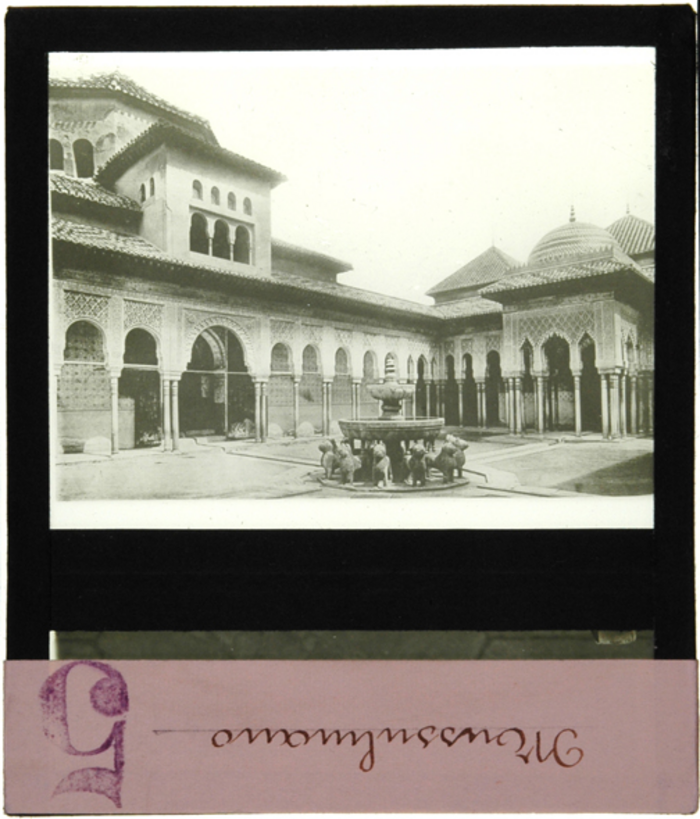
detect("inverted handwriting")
(201, 724), (583, 772)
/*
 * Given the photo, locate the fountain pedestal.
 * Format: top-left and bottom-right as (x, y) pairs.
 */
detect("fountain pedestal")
(338, 357), (444, 485)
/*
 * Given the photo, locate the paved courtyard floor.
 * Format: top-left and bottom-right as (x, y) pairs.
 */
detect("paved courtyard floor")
(55, 428), (653, 501)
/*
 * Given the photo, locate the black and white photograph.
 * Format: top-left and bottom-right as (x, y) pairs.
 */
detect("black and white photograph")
(49, 48), (655, 528)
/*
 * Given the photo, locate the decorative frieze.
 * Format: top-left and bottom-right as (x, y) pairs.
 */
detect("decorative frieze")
(484, 333), (502, 353)
(123, 299), (163, 334)
(64, 290), (109, 326)
(183, 309), (259, 356)
(335, 329), (353, 349)
(515, 306), (595, 349)
(302, 323), (323, 345)
(270, 319), (297, 343)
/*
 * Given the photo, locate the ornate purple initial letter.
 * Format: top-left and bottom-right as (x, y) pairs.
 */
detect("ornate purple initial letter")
(39, 661), (129, 807)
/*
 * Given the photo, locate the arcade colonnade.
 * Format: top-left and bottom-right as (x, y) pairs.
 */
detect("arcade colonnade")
(54, 288), (652, 453)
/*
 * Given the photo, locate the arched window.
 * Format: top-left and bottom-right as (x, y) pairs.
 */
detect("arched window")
(407, 356), (415, 381)
(212, 220), (231, 260)
(64, 321), (104, 362)
(446, 354), (455, 380)
(139, 184), (146, 203)
(243, 197), (252, 215)
(189, 212), (209, 254)
(363, 351), (376, 380)
(123, 328), (158, 366)
(302, 345), (319, 373)
(227, 192), (236, 211)
(335, 348), (349, 375)
(211, 187), (220, 206)
(233, 225), (251, 264)
(271, 343), (292, 372)
(192, 180), (203, 200)
(149, 177), (155, 197)
(73, 139), (94, 178)
(49, 139), (64, 171)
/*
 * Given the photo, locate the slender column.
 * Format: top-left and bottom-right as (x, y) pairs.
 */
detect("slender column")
(647, 373), (654, 433)
(351, 380), (360, 420)
(254, 381), (262, 443)
(110, 375), (119, 454)
(600, 373), (610, 438)
(438, 381), (445, 418)
(630, 375), (638, 434)
(324, 381), (334, 435)
(293, 379), (301, 436)
(456, 379), (464, 426)
(163, 378), (172, 451)
(620, 374), (628, 437)
(536, 376), (545, 435)
(609, 373), (620, 438)
(508, 378), (516, 433)
(261, 381), (268, 441)
(514, 377), (523, 434)
(476, 381), (485, 428)
(171, 379), (180, 451)
(640, 374), (649, 433)
(426, 381), (433, 418)
(573, 374), (582, 436)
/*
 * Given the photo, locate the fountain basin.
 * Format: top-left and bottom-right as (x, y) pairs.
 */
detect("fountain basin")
(339, 417), (444, 443)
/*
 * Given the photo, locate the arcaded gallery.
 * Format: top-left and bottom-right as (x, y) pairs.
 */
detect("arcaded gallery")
(51, 73), (654, 453)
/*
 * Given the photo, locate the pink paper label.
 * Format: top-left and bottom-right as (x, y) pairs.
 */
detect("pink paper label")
(4, 660), (697, 813)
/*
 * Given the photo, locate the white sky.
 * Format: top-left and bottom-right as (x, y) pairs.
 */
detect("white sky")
(50, 49), (655, 304)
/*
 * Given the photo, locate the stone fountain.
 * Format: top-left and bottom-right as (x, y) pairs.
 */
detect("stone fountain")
(338, 356), (445, 486)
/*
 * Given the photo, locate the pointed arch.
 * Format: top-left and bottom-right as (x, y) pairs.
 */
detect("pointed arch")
(233, 225), (251, 264)
(49, 139), (64, 171)
(212, 220), (231, 260)
(63, 320), (106, 363)
(190, 213), (209, 254)
(123, 327), (159, 366)
(73, 139), (94, 178)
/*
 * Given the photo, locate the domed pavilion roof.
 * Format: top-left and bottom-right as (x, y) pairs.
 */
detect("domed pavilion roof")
(528, 207), (624, 266)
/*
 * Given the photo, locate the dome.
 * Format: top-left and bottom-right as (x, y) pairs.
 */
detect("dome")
(528, 207), (623, 266)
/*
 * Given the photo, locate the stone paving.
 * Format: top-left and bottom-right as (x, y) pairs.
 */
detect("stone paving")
(55, 428), (654, 501)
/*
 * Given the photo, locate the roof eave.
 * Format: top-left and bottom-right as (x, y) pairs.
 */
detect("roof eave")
(52, 239), (441, 328)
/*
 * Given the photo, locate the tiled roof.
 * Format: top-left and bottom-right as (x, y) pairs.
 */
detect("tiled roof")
(427, 246), (520, 296)
(433, 297), (502, 318)
(53, 217), (168, 258)
(50, 173), (141, 212)
(481, 257), (647, 296)
(271, 238), (352, 273)
(270, 271), (439, 318)
(52, 217), (440, 321)
(95, 121), (286, 188)
(50, 72), (216, 142)
(606, 213), (655, 256)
